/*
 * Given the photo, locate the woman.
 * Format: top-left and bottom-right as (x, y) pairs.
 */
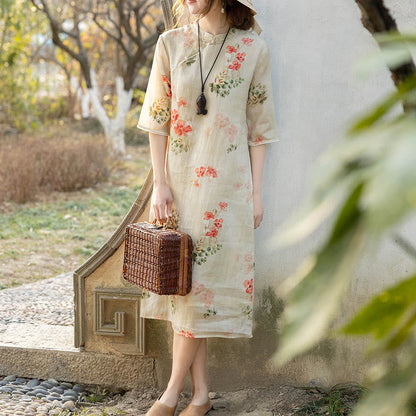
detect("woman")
(137, 0), (279, 414)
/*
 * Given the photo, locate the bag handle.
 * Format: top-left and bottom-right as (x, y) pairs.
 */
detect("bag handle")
(150, 216), (177, 230)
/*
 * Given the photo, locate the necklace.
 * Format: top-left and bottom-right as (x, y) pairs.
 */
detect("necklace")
(196, 21), (230, 115)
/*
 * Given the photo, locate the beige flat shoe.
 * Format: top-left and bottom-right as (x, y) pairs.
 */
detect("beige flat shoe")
(146, 390), (177, 416)
(178, 399), (213, 416)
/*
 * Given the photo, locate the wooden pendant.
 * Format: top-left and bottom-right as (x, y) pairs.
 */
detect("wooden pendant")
(196, 92), (208, 115)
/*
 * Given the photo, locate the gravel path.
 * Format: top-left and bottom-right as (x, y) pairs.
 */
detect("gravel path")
(0, 273), (74, 327)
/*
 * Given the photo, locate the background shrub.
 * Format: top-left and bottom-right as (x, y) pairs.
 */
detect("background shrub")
(0, 134), (112, 203)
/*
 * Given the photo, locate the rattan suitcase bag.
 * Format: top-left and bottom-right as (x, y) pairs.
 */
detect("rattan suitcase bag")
(122, 217), (193, 296)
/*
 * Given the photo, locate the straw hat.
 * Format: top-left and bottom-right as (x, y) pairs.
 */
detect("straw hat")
(236, 0), (257, 13)
(235, 0), (262, 34)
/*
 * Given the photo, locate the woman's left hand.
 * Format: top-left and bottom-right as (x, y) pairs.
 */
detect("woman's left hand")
(253, 191), (264, 229)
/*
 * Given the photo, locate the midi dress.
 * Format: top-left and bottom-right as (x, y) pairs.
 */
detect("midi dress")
(136, 21), (279, 338)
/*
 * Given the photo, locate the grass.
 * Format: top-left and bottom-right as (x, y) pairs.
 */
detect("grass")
(293, 382), (367, 416)
(0, 142), (151, 290)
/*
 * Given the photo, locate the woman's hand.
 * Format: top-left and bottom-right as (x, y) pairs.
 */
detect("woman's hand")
(253, 191), (264, 229)
(151, 181), (173, 222)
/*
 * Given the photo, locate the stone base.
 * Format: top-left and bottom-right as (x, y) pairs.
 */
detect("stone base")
(0, 342), (155, 391)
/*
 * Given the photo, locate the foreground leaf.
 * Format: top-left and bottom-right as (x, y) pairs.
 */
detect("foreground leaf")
(340, 274), (416, 352)
(272, 185), (367, 366)
(351, 351), (416, 416)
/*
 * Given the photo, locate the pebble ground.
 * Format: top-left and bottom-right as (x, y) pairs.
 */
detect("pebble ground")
(0, 273), (89, 415)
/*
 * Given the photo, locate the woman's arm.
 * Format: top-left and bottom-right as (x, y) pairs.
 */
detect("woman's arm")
(249, 144), (266, 229)
(149, 132), (173, 221)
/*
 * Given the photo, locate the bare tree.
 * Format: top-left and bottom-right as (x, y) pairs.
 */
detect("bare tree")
(31, 0), (164, 156)
(354, 0), (416, 111)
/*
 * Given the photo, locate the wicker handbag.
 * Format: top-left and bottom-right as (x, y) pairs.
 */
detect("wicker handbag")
(122, 216), (193, 296)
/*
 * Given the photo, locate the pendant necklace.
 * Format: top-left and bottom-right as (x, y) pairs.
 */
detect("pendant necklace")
(196, 21), (230, 115)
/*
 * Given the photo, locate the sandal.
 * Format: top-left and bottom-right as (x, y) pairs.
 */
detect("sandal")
(178, 389), (212, 416)
(178, 399), (212, 415)
(145, 390), (177, 416)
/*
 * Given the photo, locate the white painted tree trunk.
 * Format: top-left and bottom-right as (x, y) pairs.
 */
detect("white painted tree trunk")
(88, 71), (133, 157)
(71, 77), (91, 119)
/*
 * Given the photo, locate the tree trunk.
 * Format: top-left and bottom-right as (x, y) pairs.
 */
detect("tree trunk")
(355, 0), (416, 112)
(88, 71), (133, 157)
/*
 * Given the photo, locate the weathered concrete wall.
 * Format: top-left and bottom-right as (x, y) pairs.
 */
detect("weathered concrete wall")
(243, 0), (416, 387)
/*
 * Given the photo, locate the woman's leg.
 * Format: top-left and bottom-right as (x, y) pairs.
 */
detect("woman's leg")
(189, 338), (209, 405)
(159, 333), (203, 407)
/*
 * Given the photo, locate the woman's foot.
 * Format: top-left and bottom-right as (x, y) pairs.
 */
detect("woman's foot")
(145, 390), (177, 416)
(158, 384), (182, 407)
(190, 386), (210, 406)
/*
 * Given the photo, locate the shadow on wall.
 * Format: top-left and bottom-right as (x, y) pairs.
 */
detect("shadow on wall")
(207, 286), (284, 389)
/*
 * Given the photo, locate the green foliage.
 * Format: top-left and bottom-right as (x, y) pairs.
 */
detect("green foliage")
(272, 30), (416, 416)
(0, 0), (46, 130)
(341, 274), (416, 350)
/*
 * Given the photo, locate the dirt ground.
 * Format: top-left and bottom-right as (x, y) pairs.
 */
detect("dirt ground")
(75, 384), (329, 415)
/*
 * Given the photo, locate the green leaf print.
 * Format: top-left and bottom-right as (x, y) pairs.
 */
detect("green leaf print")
(186, 56), (197, 66)
(170, 138), (190, 154)
(203, 308), (218, 319)
(247, 82), (268, 105)
(209, 74), (244, 97)
(170, 295), (176, 313)
(226, 144), (238, 153)
(193, 243), (223, 265)
(149, 97), (170, 124)
(242, 304), (253, 320)
(140, 290), (151, 299)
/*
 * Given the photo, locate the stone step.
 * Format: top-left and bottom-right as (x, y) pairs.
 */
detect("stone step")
(0, 342), (155, 391)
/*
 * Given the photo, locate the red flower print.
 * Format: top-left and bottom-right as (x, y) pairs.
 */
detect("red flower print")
(177, 97), (187, 107)
(161, 75), (172, 98)
(254, 135), (264, 145)
(236, 52), (246, 62)
(206, 166), (217, 177)
(214, 113), (230, 129)
(244, 278), (253, 295)
(193, 180), (200, 187)
(195, 166), (206, 177)
(204, 211), (215, 220)
(242, 37), (254, 45)
(171, 109), (179, 124)
(201, 290), (214, 307)
(233, 182), (243, 190)
(206, 226), (219, 238)
(214, 218), (223, 229)
(174, 119), (192, 136)
(226, 124), (238, 141)
(228, 60), (241, 71)
(226, 45), (237, 54)
(219, 202), (228, 210)
(244, 262), (254, 274)
(178, 330), (195, 338)
(192, 282), (205, 295)
(245, 253), (253, 262)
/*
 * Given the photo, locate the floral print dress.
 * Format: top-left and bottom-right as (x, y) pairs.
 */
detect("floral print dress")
(136, 21), (279, 338)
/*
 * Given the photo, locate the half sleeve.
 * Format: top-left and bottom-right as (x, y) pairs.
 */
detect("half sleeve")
(137, 35), (172, 136)
(246, 42), (279, 146)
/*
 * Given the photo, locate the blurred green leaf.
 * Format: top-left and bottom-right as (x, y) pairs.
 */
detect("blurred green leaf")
(341, 274), (416, 347)
(374, 30), (416, 45)
(362, 117), (416, 234)
(348, 75), (416, 135)
(355, 45), (415, 75)
(351, 353), (416, 416)
(272, 184), (367, 366)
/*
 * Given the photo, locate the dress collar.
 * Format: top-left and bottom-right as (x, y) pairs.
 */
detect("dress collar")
(191, 21), (237, 45)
